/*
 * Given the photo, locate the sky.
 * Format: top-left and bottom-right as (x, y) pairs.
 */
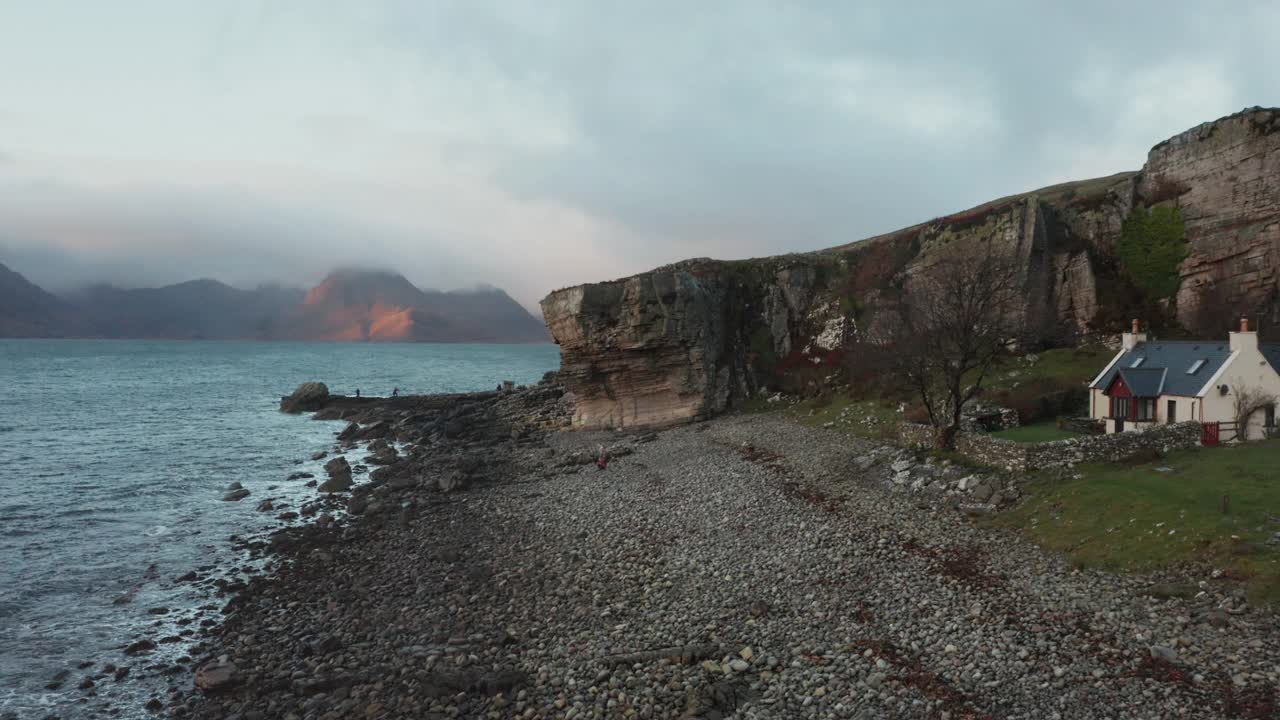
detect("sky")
(0, 1), (1277, 311)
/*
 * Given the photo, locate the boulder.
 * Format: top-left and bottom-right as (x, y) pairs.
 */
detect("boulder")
(194, 660), (237, 692)
(222, 488), (251, 502)
(318, 475), (353, 493)
(281, 382), (329, 413)
(320, 457), (353, 493)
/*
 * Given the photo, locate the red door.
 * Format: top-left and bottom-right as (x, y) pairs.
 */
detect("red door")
(1202, 422), (1220, 446)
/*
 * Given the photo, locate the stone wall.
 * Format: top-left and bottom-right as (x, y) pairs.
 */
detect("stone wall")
(1060, 416), (1105, 435)
(899, 421), (1203, 471)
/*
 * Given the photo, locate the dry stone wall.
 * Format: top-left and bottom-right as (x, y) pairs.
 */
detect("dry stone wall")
(899, 421), (1203, 471)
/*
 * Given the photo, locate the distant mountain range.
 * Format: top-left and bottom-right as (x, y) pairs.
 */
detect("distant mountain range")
(0, 263), (549, 343)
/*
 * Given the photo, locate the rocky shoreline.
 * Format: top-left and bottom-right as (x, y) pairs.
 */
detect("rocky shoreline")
(161, 379), (1278, 719)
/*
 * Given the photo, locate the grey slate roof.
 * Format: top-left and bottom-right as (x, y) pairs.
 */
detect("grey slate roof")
(1262, 343), (1280, 375)
(1116, 367), (1167, 397)
(1091, 340), (1232, 397)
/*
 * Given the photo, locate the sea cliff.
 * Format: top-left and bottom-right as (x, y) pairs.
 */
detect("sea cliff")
(542, 107), (1280, 429)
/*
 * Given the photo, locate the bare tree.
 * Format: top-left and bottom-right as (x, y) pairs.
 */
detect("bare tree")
(1233, 387), (1278, 441)
(885, 248), (1023, 449)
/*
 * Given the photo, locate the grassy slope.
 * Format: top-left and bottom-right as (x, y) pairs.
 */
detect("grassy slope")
(990, 440), (1280, 604)
(739, 394), (904, 441)
(980, 344), (1112, 393)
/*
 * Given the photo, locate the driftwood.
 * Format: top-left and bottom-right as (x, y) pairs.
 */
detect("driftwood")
(601, 643), (722, 667)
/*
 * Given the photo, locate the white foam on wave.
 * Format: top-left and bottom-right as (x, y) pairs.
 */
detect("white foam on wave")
(143, 525), (170, 537)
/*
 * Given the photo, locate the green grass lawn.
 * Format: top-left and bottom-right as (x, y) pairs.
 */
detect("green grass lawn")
(990, 440), (1280, 605)
(990, 422), (1081, 443)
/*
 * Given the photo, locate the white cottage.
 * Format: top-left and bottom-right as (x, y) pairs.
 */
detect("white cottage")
(1088, 319), (1280, 441)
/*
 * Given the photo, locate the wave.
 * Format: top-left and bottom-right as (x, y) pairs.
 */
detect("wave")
(0, 425), (15, 433)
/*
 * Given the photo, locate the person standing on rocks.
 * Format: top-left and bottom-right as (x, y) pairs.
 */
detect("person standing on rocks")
(392, 387), (399, 397)
(596, 445), (608, 470)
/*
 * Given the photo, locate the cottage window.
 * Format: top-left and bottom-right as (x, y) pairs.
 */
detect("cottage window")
(1167, 400), (1176, 424)
(1137, 398), (1156, 421)
(1113, 397), (1130, 418)
(1187, 359), (1206, 375)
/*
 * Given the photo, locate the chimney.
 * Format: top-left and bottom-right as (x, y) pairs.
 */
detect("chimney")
(1122, 318), (1147, 351)
(1230, 316), (1258, 354)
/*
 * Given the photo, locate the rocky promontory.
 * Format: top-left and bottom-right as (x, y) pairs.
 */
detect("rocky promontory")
(542, 107), (1280, 430)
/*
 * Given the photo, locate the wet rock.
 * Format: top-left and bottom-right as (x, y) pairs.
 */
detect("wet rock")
(45, 669), (70, 690)
(222, 487), (251, 502)
(194, 659), (238, 692)
(281, 382), (329, 413)
(124, 639), (155, 656)
(320, 457), (353, 493)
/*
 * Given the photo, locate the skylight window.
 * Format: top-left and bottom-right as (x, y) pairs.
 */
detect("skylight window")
(1187, 358), (1206, 375)
(1129, 357), (1145, 368)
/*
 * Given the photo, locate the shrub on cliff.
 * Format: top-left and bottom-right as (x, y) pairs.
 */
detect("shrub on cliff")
(1116, 206), (1187, 300)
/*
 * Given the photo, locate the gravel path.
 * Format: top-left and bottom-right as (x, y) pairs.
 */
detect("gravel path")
(186, 413), (1279, 719)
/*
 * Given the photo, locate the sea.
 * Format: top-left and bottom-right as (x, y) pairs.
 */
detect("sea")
(0, 340), (559, 719)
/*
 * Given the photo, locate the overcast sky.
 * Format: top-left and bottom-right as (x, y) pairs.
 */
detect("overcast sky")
(1, 1), (1277, 310)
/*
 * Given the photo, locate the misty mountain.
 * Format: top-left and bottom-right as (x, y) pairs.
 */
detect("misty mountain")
(0, 261), (90, 337)
(0, 263), (548, 342)
(287, 269), (548, 342)
(65, 280), (306, 339)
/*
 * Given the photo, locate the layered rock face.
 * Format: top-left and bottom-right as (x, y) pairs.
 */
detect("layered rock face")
(543, 108), (1280, 429)
(1148, 109), (1280, 326)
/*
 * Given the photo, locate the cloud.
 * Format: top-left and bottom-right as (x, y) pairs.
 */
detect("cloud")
(0, 1), (1276, 308)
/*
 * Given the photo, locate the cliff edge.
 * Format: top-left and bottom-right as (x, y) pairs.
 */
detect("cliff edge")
(542, 107), (1280, 429)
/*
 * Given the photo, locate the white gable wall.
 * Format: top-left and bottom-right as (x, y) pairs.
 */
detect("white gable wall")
(1198, 335), (1280, 439)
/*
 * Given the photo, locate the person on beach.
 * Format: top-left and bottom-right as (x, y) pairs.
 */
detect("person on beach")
(356, 389), (360, 398)
(392, 387), (399, 397)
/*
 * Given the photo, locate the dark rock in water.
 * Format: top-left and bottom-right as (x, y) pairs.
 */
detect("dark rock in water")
(146, 607), (169, 615)
(112, 593), (133, 605)
(144, 697), (163, 712)
(281, 382), (329, 413)
(77, 676), (95, 690)
(114, 666), (130, 681)
(194, 659), (237, 692)
(310, 450), (328, 461)
(255, 499), (274, 512)
(319, 457), (353, 493)
(312, 407), (344, 421)
(45, 669), (70, 690)
(338, 422), (360, 441)
(357, 420), (392, 440)
(125, 639), (156, 656)
(287, 471), (314, 481)
(222, 488), (251, 502)
(175, 571), (198, 582)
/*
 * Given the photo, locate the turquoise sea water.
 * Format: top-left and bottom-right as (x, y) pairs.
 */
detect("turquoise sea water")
(0, 340), (559, 719)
